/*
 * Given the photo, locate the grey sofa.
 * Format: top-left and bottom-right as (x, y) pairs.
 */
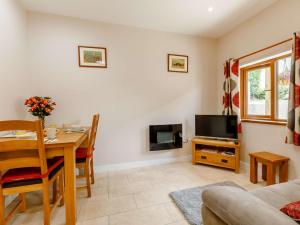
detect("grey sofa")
(201, 179), (300, 225)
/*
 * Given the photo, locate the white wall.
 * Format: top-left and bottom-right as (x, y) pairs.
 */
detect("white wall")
(217, 0), (300, 179)
(0, 0), (29, 120)
(27, 13), (218, 166)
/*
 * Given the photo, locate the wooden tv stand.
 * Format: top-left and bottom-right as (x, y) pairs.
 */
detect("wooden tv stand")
(192, 138), (240, 173)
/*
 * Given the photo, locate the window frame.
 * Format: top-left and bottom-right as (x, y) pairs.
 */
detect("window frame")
(240, 54), (291, 126)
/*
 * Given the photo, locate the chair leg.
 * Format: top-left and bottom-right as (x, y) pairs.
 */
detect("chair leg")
(0, 187), (5, 225)
(59, 171), (64, 206)
(90, 158), (95, 185)
(85, 163), (92, 198)
(19, 193), (26, 213)
(42, 181), (51, 225)
(52, 180), (57, 204)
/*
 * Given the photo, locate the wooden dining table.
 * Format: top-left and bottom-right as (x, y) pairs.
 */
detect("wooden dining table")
(0, 129), (89, 225)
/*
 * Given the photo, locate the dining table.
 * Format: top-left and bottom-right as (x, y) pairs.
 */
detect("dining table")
(0, 128), (89, 225)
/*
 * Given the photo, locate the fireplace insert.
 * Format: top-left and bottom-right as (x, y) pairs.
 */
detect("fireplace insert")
(149, 124), (182, 151)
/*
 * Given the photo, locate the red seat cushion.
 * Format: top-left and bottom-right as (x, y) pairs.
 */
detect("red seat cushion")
(76, 148), (94, 159)
(281, 200), (300, 220)
(0, 157), (64, 185)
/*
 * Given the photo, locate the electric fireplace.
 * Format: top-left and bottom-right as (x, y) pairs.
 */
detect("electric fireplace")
(149, 124), (182, 151)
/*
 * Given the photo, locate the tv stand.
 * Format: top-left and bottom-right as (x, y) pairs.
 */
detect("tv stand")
(192, 138), (240, 173)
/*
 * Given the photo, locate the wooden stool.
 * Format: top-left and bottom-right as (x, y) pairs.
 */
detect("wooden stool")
(249, 151), (289, 186)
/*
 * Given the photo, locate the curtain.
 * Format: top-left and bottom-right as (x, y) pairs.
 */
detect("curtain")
(222, 59), (242, 133)
(286, 33), (300, 145)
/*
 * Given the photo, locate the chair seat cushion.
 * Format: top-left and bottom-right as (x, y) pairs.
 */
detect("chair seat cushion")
(76, 158), (87, 164)
(76, 147), (94, 159)
(0, 157), (64, 188)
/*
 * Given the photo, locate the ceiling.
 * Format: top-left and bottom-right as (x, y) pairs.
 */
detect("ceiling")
(19, 0), (278, 38)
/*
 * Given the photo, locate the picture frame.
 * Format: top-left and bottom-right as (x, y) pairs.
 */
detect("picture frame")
(168, 54), (188, 73)
(78, 46), (107, 68)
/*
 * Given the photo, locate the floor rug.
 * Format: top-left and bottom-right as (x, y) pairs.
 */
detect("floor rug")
(169, 181), (244, 225)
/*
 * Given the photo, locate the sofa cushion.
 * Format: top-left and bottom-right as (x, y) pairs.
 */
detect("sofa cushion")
(202, 186), (297, 225)
(251, 179), (300, 209)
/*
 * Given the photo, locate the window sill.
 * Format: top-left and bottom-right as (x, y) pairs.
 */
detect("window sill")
(241, 119), (287, 126)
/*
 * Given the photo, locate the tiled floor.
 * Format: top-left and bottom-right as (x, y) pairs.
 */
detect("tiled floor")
(8, 162), (265, 225)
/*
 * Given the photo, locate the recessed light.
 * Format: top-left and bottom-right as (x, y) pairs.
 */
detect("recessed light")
(208, 6), (214, 12)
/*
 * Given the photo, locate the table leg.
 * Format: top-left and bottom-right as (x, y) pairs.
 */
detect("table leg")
(64, 146), (76, 225)
(267, 163), (276, 186)
(262, 164), (267, 181)
(250, 156), (258, 183)
(279, 161), (288, 183)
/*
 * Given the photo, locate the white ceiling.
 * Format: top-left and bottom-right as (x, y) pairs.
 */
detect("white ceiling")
(19, 0), (278, 38)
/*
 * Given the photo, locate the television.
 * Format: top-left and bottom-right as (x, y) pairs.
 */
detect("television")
(195, 115), (238, 140)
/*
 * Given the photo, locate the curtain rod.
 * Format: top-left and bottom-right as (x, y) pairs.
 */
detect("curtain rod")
(235, 38), (293, 61)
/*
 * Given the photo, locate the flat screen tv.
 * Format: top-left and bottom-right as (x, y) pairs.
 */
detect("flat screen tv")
(195, 115), (238, 140)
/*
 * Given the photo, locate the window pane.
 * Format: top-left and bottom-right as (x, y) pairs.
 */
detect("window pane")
(247, 67), (271, 116)
(276, 57), (291, 120)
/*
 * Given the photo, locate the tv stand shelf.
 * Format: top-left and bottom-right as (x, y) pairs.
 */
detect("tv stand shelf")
(192, 138), (240, 173)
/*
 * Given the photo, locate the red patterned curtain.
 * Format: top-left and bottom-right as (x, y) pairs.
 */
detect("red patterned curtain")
(222, 59), (242, 133)
(286, 33), (300, 145)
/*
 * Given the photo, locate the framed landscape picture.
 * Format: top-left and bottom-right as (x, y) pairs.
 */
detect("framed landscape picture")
(78, 46), (107, 68)
(168, 54), (188, 73)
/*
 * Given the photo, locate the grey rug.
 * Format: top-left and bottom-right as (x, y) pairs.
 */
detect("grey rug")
(169, 181), (244, 225)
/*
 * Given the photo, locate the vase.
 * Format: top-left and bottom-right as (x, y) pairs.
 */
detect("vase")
(39, 117), (45, 129)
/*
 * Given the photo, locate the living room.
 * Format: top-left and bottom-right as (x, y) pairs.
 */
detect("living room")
(1, 0), (300, 225)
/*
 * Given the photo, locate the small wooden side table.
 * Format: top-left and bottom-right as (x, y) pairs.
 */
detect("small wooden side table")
(249, 151), (289, 186)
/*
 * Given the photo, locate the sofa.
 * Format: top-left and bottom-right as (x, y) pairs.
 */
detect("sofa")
(201, 179), (300, 225)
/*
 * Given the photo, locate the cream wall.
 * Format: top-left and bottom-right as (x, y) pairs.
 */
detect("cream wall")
(217, 0), (300, 178)
(27, 13), (218, 167)
(0, 0), (29, 120)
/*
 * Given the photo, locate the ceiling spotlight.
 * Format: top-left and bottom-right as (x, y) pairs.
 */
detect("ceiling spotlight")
(208, 6), (214, 12)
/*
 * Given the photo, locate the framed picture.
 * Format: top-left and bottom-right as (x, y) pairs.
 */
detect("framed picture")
(78, 46), (107, 68)
(168, 54), (188, 73)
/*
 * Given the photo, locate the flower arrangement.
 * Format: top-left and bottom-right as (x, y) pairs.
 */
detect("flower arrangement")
(24, 96), (56, 127)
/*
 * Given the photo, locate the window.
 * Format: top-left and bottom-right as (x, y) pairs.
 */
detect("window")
(240, 55), (291, 125)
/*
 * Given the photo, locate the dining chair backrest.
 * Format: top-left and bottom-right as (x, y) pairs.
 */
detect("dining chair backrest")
(87, 114), (100, 157)
(0, 120), (48, 176)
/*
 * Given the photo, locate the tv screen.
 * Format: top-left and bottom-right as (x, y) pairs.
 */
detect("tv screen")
(195, 115), (238, 140)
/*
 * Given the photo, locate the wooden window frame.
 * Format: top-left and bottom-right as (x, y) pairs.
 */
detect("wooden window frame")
(240, 54), (291, 126)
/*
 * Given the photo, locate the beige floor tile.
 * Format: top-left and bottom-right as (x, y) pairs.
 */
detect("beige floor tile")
(109, 175), (129, 187)
(127, 170), (165, 183)
(109, 205), (173, 225)
(151, 182), (179, 192)
(109, 181), (153, 198)
(78, 195), (136, 221)
(78, 216), (108, 225)
(13, 211), (44, 225)
(163, 202), (185, 222)
(92, 185), (109, 198)
(93, 177), (108, 188)
(134, 187), (173, 208)
(166, 220), (190, 225)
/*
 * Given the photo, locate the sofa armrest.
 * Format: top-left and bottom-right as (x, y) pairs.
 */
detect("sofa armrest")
(202, 186), (297, 225)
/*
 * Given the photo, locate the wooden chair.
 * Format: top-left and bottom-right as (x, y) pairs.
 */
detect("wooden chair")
(0, 120), (64, 225)
(76, 114), (100, 197)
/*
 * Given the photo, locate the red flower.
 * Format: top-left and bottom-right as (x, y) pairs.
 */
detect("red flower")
(25, 96), (56, 118)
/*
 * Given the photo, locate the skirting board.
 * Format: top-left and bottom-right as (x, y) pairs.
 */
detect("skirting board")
(94, 154), (192, 173)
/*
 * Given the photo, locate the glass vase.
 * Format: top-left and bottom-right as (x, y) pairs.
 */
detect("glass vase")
(39, 117), (45, 129)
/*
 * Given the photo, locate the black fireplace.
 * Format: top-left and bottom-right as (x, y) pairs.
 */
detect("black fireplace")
(149, 124), (182, 151)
